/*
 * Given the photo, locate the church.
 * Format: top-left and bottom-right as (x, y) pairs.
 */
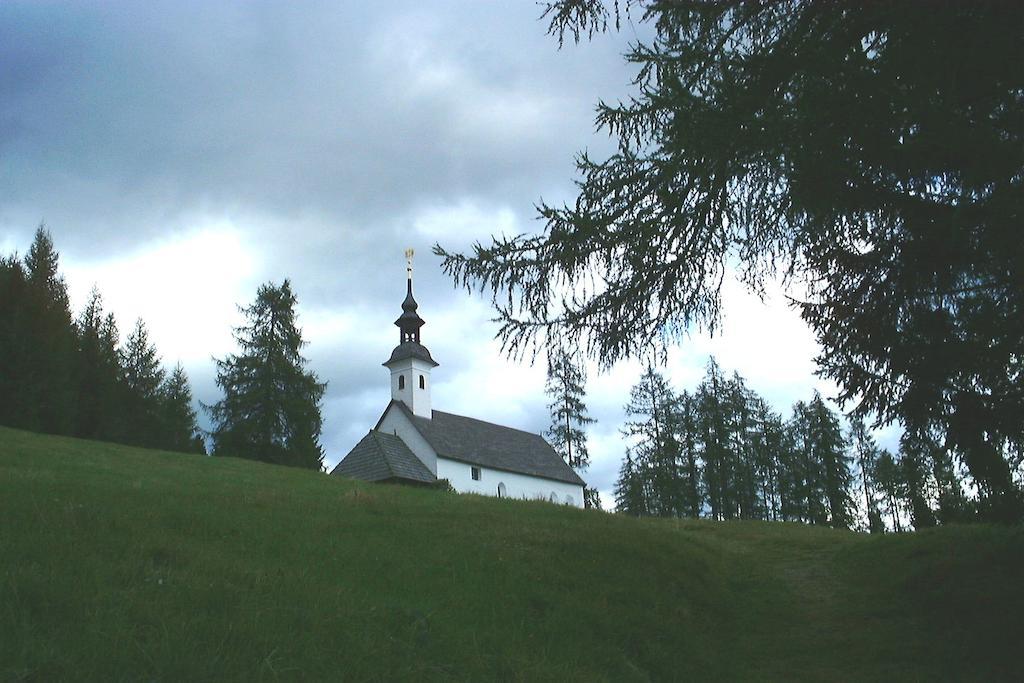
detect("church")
(331, 251), (586, 507)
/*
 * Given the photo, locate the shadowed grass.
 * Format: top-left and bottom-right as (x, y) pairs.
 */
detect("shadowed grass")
(1, 426), (1021, 680)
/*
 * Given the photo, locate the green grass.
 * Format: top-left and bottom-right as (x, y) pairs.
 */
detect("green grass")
(1, 426), (1021, 681)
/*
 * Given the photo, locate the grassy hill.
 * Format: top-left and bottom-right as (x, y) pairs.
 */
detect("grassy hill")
(1, 426), (1021, 681)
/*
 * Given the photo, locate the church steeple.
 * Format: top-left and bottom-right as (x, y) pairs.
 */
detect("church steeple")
(396, 248), (425, 344)
(383, 248), (437, 419)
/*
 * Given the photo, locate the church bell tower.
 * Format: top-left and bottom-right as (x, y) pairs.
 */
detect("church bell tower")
(382, 249), (438, 419)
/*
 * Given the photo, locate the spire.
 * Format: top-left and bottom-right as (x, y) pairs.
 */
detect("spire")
(384, 248), (437, 419)
(396, 248), (425, 344)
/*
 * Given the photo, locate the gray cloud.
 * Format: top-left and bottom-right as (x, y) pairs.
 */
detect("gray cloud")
(1, 1), (635, 256)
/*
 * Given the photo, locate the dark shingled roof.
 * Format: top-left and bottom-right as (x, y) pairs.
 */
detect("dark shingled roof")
(386, 401), (585, 486)
(383, 342), (439, 367)
(330, 430), (436, 484)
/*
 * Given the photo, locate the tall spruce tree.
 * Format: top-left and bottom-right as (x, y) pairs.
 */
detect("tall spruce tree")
(622, 367), (684, 517)
(0, 255), (29, 429)
(614, 452), (647, 516)
(74, 290), (125, 441)
(808, 393), (854, 530)
(898, 432), (939, 530)
(925, 430), (968, 524)
(677, 390), (702, 518)
(208, 280), (326, 470)
(775, 422), (802, 522)
(873, 449), (905, 533)
(727, 373), (763, 520)
(697, 359), (732, 520)
(121, 319), (165, 448)
(159, 363), (206, 454)
(754, 403), (786, 522)
(544, 348), (602, 508)
(784, 401), (822, 524)
(849, 417), (885, 533)
(544, 347), (596, 475)
(22, 226), (76, 434)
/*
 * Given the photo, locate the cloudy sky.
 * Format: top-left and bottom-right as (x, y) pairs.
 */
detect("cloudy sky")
(1, 1), (893, 503)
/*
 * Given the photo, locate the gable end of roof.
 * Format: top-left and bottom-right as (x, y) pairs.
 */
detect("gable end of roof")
(332, 428), (435, 484)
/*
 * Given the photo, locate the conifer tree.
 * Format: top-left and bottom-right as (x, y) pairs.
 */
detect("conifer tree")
(677, 390), (702, 518)
(873, 449), (905, 533)
(208, 280), (326, 470)
(544, 347), (596, 474)
(756, 404), (786, 522)
(849, 417), (885, 533)
(159, 363), (206, 454)
(74, 289), (125, 441)
(614, 452), (646, 516)
(543, 348), (603, 508)
(808, 393), (853, 530)
(928, 436), (968, 524)
(775, 423), (801, 522)
(784, 401), (820, 524)
(622, 367), (683, 517)
(728, 373), (763, 520)
(782, 398), (854, 528)
(697, 359), (732, 520)
(121, 319), (165, 448)
(898, 432), (938, 530)
(0, 255), (29, 428)
(22, 226), (76, 434)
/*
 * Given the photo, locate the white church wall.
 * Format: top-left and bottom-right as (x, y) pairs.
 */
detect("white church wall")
(378, 404), (438, 475)
(437, 457), (584, 508)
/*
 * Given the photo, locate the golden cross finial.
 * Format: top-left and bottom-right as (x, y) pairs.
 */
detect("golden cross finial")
(405, 248), (414, 280)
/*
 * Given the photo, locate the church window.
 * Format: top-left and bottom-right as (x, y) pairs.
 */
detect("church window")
(398, 375), (405, 390)
(498, 482), (507, 498)
(419, 375), (425, 389)
(471, 466), (481, 481)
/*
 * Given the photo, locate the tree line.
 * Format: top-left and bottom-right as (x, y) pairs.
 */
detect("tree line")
(1, 227), (326, 470)
(0, 227), (204, 452)
(610, 358), (986, 532)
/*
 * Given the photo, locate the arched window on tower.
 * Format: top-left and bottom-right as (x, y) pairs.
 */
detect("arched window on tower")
(398, 375), (405, 390)
(419, 375), (425, 389)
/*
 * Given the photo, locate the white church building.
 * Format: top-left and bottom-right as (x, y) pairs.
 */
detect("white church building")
(331, 252), (586, 507)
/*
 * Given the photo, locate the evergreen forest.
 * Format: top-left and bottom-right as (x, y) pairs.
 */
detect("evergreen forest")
(612, 359), (1009, 532)
(0, 227), (326, 470)
(0, 227), (205, 454)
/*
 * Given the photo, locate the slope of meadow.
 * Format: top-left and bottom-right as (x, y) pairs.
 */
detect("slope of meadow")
(1, 426), (1021, 681)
